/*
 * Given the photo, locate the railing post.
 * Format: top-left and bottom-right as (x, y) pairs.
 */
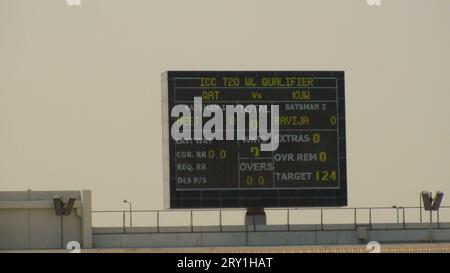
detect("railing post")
(122, 211), (126, 233)
(156, 211), (160, 233)
(245, 220), (249, 246)
(190, 210), (194, 232)
(219, 210), (222, 232)
(287, 210), (290, 231)
(354, 208), (357, 230)
(429, 209), (433, 243)
(369, 208), (372, 229)
(320, 209), (324, 231)
(402, 208), (406, 229)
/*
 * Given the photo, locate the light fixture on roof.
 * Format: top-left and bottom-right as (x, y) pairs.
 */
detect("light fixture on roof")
(421, 191), (444, 211)
(52, 196), (77, 249)
(420, 191), (444, 243)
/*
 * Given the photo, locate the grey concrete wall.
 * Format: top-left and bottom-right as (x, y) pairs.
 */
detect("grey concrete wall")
(92, 223), (450, 249)
(0, 190), (92, 250)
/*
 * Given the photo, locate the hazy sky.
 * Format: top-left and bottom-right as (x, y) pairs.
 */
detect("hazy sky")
(1, 0), (450, 215)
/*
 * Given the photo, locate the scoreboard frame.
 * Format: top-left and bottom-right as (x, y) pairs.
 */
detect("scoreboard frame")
(162, 71), (347, 209)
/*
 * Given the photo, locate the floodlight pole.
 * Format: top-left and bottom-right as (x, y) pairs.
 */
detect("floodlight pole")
(52, 196), (77, 249)
(392, 205), (400, 224)
(123, 200), (132, 227)
(429, 209), (433, 243)
(130, 203), (132, 227)
(61, 214), (64, 249)
(395, 206), (399, 223)
(437, 209), (440, 229)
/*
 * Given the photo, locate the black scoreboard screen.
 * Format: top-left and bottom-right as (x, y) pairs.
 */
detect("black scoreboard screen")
(162, 71), (347, 208)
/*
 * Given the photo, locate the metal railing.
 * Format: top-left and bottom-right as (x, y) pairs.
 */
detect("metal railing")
(91, 206), (450, 234)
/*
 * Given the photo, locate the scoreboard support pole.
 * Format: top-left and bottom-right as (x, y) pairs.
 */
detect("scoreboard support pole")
(244, 207), (267, 226)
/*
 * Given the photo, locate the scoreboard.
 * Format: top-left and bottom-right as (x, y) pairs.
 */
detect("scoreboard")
(162, 71), (347, 208)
